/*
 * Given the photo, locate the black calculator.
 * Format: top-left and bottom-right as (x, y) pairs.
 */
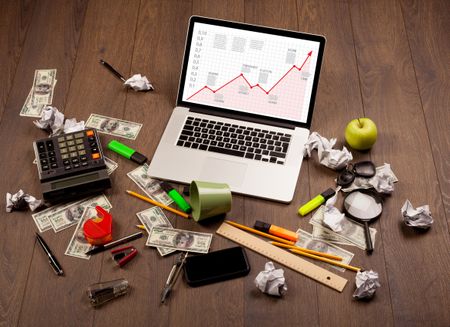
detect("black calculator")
(33, 129), (111, 203)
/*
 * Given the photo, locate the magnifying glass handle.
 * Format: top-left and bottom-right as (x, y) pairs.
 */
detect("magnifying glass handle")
(364, 221), (374, 254)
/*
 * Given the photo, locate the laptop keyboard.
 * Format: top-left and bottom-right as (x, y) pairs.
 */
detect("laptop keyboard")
(176, 116), (291, 164)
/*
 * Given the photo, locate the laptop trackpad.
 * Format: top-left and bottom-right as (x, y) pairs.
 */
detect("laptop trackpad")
(200, 157), (247, 187)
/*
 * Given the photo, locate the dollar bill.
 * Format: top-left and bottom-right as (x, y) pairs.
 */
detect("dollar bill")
(65, 207), (100, 259)
(136, 207), (176, 256)
(296, 228), (355, 272)
(20, 78), (57, 117)
(104, 156), (118, 175)
(310, 206), (376, 250)
(127, 164), (173, 206)
(311, 225), (354, 246)
(32, 202), (72, 233)
(147, 227), (212, 254)
(30, 69), (57, 107)
(20, 89), (44, 117)
(85, 113), (142, 140)
(48, 194), (112, 232)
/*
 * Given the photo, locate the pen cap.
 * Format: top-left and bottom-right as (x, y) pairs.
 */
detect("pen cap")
(160, 182), (192, 213)
(254, 221), (271, 233)
(321, 188), (336, 201)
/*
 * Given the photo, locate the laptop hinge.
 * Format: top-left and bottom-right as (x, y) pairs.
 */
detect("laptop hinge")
(188, 106), (296, 130)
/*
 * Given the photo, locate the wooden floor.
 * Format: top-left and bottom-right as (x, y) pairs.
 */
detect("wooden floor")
(1, 0), (449, 326)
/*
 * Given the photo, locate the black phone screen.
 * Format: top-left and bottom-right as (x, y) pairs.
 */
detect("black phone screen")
(184, 246), (250, 287)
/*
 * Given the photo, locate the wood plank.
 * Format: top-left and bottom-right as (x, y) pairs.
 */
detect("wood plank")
(295, 1), (395, 325)
(16, 1), (140, 326)
(0, 0), (35, 119)
(242, 1), (321, 326)
(349, 0), (450, 325)
(0, 1), (88, 326)
(90, 1), (191, 326)
(400, 0), (450, 226)
(171, 1), (246, 326)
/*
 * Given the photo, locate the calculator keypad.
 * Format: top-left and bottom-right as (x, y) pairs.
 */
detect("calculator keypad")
(34, 129), (105, 182)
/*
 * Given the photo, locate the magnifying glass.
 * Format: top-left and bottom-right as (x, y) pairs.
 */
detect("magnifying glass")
(343, 189), (383, 254)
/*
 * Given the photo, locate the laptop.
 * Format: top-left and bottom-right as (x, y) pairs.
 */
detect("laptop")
(148, 16), (326, 203)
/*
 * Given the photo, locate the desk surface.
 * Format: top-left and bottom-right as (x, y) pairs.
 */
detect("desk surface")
(1, 1), (449, 326)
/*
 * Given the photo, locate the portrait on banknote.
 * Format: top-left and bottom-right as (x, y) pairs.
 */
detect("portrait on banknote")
(174, 232), (194, 248)
(100, 119), (119, 133)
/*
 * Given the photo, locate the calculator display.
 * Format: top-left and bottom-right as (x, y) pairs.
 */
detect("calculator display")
(51, 172), (100, 190)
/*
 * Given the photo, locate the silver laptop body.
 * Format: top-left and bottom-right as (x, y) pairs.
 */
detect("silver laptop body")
(149, 16), (326, 203)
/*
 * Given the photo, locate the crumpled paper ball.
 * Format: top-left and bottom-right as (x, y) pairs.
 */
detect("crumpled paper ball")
(401, 200), (433, 229)
(6, 190), (43, 213)
(303, 132), (353, 170)
(124, 74), (154, 91)
(353, 270), (381, 300)
(254, 261), (287, 297)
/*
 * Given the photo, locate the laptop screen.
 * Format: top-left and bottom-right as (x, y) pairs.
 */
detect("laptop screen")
(177, 16), (325, 127)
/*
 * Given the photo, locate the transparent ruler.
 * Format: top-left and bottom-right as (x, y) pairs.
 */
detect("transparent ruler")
(216, 222), (347, 292)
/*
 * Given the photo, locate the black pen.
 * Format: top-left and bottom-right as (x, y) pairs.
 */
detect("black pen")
(99, 59), (126, 82)
(86, 232), (144, 256)
(35, 233), (64, 276)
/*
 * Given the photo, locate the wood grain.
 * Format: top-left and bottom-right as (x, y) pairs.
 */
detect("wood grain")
(0, 0), (449, 326)
(296, 1), (395, 324)
(0, 0), (35, 119)
(17, 1), (138, 326)
(0, 1), (88, 327)
(349, 0), (450, 325)
(400, 0), (450, 226)
(242, 1), (320, 326)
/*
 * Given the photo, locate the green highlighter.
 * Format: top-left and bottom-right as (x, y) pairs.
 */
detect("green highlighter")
(298, 188), (336, 216)
(108, 140), (148, 165)
(160, 182), (192, 213)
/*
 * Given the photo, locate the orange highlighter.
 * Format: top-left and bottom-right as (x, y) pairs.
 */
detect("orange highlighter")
(254, 220), (298, 242)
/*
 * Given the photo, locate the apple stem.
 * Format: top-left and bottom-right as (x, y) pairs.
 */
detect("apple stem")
(357, 118), (363, 128)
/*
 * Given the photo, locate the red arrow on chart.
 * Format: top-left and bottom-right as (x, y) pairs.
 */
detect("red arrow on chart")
(186, 50), (313, 100)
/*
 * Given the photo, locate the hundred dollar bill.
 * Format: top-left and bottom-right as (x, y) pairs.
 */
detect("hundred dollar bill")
(48, 194), (112, 232)
(85, 113), (142, 140)
(311, 225), (354, 246)
(104, 156), (118, 175)
(30, 69), (57, 107)
(310, 206), (376, 250)
(147, 227), (212, 254)
(32, 201), (73, 233)
(65, 207), (100, 259)
(296, 228), (354, 272)
(136, 207), (176, 256)
(127, 164), (172, 206)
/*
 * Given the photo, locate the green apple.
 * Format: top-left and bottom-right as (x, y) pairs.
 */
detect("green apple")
(345, 118), (378, 150)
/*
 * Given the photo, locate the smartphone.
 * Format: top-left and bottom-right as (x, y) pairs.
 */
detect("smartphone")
(184, 246), (250, 287)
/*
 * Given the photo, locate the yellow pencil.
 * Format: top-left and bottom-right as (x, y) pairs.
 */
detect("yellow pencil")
(225, 220), (295, 245)
(289, 248), (362, 272)
(270, 241), (343, 261)
(136, 224), (147, 231)
(126, 190), (190, 219)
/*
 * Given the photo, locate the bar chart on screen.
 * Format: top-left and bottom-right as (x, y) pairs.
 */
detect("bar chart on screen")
(182, 23), (321, 123)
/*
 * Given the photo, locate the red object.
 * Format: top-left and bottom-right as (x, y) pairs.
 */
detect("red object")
(83, 206), (112, 245)
(111, 246), (138, 267)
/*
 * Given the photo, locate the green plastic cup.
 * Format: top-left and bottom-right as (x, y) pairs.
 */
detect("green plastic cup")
(190, 181), (232, 222)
